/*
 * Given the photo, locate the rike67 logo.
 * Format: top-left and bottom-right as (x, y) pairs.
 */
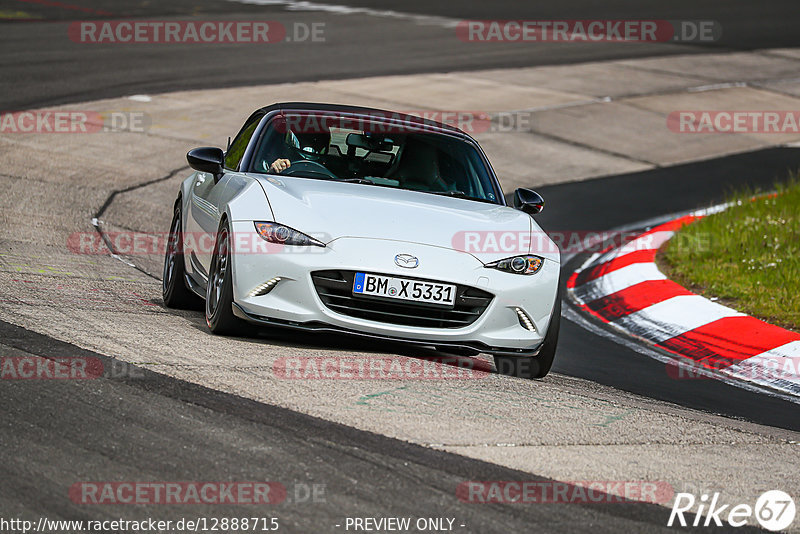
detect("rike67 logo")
(668, 490), (795, 531)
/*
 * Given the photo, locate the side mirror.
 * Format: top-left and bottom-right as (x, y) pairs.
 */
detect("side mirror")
(187, 147), (224, 177)
(513, 188), (545, 215)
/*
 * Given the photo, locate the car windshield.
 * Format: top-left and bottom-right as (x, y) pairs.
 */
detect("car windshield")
(250, 113), (500, 203)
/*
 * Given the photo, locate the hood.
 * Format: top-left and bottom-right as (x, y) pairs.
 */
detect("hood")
(249, 174), (559, 264)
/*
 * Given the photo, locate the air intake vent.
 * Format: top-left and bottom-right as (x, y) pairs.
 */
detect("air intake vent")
(311, 270), (493, 329)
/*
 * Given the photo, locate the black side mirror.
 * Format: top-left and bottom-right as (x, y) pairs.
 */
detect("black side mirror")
(187, 147), (224, 177)
(513, 188), (545, 215)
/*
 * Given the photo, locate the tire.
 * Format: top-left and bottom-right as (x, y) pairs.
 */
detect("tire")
(162, 200), (200, 309)
(205, 220), (243, 335)
(494, 295), (561, 379)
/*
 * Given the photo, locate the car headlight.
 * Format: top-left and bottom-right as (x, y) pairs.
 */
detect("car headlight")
(485, 255), (544, 275)
(254, 222), (325, 247)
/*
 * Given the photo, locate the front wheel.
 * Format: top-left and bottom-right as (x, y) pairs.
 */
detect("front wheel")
(163, 200), (200, 309)
(494, 296), (561, 379)
(205, 221), (243, 335)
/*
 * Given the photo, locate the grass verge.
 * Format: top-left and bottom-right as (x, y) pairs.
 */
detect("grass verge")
(658, 178), (799, 331)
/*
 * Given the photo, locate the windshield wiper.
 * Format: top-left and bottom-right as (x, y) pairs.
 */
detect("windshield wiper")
(432, 190), (469, 198)
(428, 190), (498, 204)
(339, 178), (376, 185)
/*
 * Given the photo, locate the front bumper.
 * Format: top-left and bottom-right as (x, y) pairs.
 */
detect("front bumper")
(229, 222), (560, 353)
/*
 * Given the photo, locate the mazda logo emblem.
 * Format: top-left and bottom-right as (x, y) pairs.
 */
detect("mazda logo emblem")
(394, 254), (419, 268)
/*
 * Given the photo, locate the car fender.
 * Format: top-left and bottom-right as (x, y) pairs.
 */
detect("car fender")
(177, 171), (199, 226)
(223, 173), (275, 224)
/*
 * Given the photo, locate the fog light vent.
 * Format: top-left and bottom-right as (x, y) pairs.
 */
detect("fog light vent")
(514, 307), (537, 332)
(249, 277), (282, 297)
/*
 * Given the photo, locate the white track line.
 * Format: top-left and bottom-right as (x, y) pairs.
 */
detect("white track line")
(616, 230), (674, 255)
(611, 295), (743, 344)
(572, 263), (666, 304)
(228, 0), (462, 28)
(725, 341), (800, 394)
(562, 305), (800, 404)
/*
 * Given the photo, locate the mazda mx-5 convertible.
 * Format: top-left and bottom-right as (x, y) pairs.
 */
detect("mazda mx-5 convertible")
(163, 103), (561, 378)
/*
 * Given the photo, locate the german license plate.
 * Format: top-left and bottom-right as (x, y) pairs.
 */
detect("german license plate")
(353, 273), (456, 306)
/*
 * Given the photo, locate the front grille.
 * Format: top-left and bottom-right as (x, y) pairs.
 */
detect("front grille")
(311, 270), (493, 329)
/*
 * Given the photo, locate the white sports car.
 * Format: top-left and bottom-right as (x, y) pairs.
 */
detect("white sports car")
(163, 103), (561, 378)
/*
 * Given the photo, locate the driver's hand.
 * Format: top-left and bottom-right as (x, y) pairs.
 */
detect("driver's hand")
(269, 158), (291, 173)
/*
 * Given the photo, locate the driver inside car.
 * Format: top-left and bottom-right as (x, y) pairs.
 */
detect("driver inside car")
(269, 131), (331, 173)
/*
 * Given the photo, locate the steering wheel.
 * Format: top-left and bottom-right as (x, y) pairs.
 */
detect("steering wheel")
(280, 160), (338, 180)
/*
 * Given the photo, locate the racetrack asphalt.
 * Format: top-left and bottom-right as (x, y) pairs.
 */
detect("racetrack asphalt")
(2, 0), (799, 110)
(8, 318), (753, 534)
(2, 1), (800, 532)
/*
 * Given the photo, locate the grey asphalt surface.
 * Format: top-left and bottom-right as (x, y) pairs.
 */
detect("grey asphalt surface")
(2, 0), (799, 110)
(2, 319), (701, 534)
(2, 1), (800, 532)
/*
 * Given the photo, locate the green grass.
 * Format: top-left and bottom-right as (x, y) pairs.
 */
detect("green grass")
(658, 178), (800, 331)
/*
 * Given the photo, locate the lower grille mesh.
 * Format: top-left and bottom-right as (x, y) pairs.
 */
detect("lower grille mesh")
(311, 270), (493, 329)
